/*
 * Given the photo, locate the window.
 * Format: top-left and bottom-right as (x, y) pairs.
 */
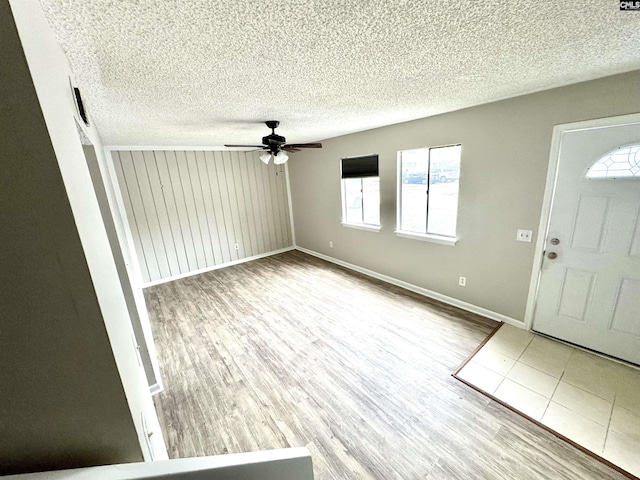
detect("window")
(341, 154), (380, 229)
(397, 145), (461, 241)
(586, 145), (640, 179)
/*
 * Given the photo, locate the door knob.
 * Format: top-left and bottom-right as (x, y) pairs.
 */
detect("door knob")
(547, 252), (558, 260)
(550, 238), (560, 245)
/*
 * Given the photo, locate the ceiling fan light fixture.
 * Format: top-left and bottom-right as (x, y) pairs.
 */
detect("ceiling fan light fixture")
(259, 152), (272, 164)
(274, 151), (289, 165)
(223, 121), (323, 162)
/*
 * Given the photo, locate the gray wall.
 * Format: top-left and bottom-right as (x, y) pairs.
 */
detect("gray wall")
(0, 0), (142, 475)
(113, 150), (292, 283)
(289, 70), (640, 322)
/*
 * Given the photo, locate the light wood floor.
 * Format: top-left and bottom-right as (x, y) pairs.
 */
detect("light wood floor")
(146, 250), (628, 480)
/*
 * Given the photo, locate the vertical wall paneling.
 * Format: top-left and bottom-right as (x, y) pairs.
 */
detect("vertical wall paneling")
(132, 151), (169, 279)
(204, 151), (232, 263)
(268, 161), (283, 247)
(233, 152), (254, 258)
(252, 159), (271, 252)
(117, 151), (161, 281)
(113, 153), (149, 281)
(228, 152), (245, 257)
(222, 152), (243, 258)
(216, 151), (240, 262)
(261, 161), (278, 249)
(267, 161), (283, 248)
(284, 162), (297, 247)
(167, 151), (193, 268)
(275, 165), (286, 245)
(277, 164), (292, 245)
(145, 152), (176, 275)
(239, 153), (259, 255)
(195, 151), (222, 265)
(112, 150), (293, 283)
(188, 151), (215, 267)
(142, 151), (177, 278)
(172, 151), (199, 271)
(154, 151), (190, 273)
(180, 151), (203, 266)
(178, 151), (206, 269)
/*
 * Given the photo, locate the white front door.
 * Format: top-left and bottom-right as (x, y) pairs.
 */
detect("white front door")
(533, 120), (640, 365)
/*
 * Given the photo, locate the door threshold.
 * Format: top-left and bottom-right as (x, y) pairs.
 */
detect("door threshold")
(532, 329), (640, 371)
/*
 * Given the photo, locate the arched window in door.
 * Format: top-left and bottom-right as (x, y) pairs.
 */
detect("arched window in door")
(586, 144), (640, 179)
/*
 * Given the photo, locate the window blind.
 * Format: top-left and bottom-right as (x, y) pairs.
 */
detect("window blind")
(341, 154), (379, 179)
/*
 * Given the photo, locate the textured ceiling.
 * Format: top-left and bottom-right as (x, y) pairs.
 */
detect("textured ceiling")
(39, 0), (640, 147)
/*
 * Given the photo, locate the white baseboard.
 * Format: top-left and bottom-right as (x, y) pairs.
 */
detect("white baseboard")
(141, 247), (295, 288)
(295, 246), (524, 329)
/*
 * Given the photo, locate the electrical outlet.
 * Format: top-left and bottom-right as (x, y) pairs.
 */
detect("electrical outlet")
(517, 229), (533, 242)
(459, 276), (466, 287)
(329, 241), (333, 248)
(234, 243), (239, 250)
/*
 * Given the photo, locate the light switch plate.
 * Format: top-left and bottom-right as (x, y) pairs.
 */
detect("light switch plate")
(517, 229), (533, 242)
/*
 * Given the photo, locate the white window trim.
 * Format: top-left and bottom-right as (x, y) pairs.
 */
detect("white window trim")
(340, 175), (381, 229)
(394, 230), (457, 246)
(396, 145), (461, 241)
(342, 222), (381, 233)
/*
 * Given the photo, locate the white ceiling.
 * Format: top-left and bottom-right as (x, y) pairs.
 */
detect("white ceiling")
(39, 0), (640, 148)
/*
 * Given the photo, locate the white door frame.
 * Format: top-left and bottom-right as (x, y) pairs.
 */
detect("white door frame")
(524, 112), (640, 330)
(102, 146), (165, 395)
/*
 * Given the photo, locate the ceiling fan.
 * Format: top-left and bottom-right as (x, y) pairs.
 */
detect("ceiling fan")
(225, 121), (322, 165)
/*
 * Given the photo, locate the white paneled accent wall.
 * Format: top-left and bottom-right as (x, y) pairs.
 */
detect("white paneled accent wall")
(112, 150), (292, 283)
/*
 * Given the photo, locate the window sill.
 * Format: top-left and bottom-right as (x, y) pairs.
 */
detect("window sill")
(341, 222), (381, 233)
(394, 230), (457, 246)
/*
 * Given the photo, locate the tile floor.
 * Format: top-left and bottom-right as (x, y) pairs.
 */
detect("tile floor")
(456, 324), (640, 478)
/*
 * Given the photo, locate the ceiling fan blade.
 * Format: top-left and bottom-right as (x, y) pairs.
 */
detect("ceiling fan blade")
(282, 147), (301, 153)
(224, 144), (265, 148)
(284, 143), (323, 149)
